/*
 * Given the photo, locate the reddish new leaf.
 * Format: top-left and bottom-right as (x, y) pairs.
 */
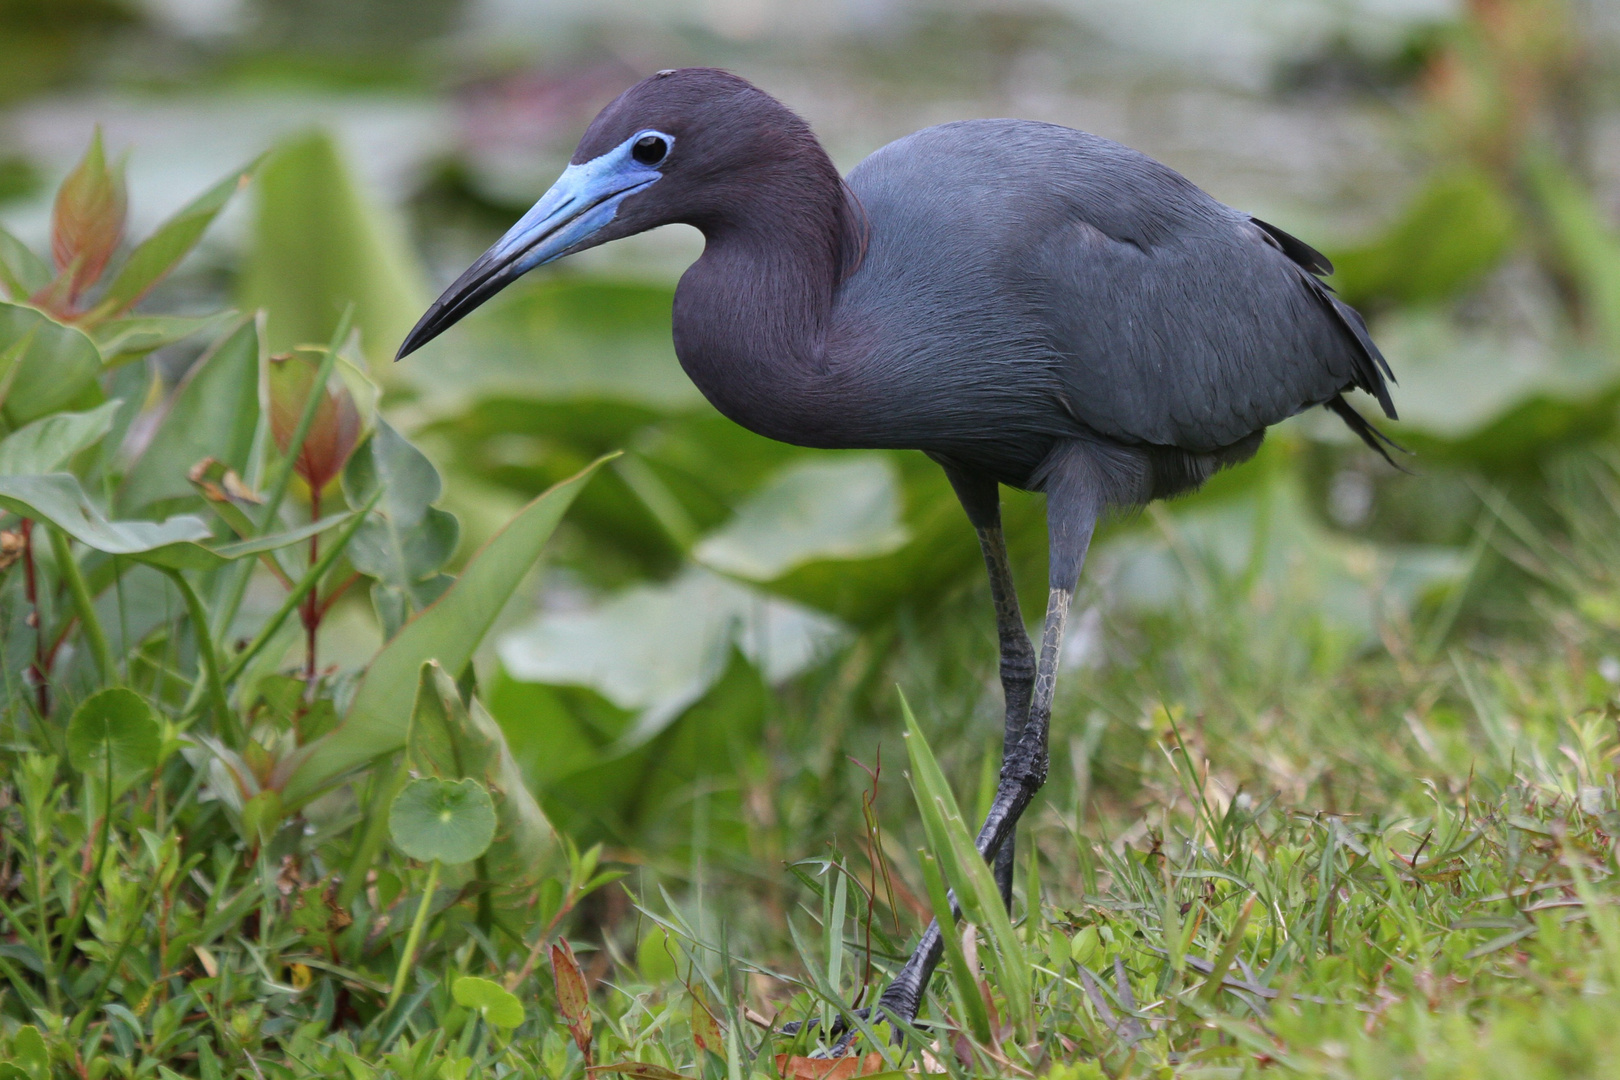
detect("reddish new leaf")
(50, 128), (127, 306)
(553, 940), (593, 1064)
(268, 350), (361, 494)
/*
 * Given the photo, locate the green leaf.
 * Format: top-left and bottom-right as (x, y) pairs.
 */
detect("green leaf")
(396, 277), (702, 417)
(389, 777), (496, 865)
(589, 1065), (686, 1080)
(451, 975), (525, 1029)
(95, 162), (255, 317)
(900, 691), (1033, 1032)
(278, 454), (612, 805)
(0, 472), (352, 571)
(66, 687), (158, 791)
(406, 661), (560, 909)
(9, 1024), (47, 1080)
(498, 566), (842, 754)
(121, 315), (260, 512)
(0, 400), (120, 476)
(694, 456), (910, 580)
(239, 130), (427, 368)
(0, 301), (103, 425)
(0, 224), (50, 300)
(1526, 153), (1620, 357)
(1330, 165), (1518, 309)
(90, 312), (237, 366)
(343, 418), (460, 639)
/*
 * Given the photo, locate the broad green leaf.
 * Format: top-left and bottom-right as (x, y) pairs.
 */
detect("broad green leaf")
(0, 400), (120, 476)
(405, 661), (559, 908)
(590, 1065), (686, 1080)
(900, 692), (1032, 1032)
(9, 1025), (47, 1080)
(279, 454), (611, 804)
(66, 687), (159, 793)
(343, 418), (460, 639)
(121, 315), (260, 512)
(397, 277), (702, 417)
(498, 566), (843, 754)
(0, 302), (103, 424)
(91, 312), (237, 365)
(0, 224), (50, 300)
(451, 975), (524, 1029)
(239, 130), (427, 369)
(0, 472), (352, 571)
(96, 162), (255, 317)
(1526, 153), (1620, 357)
(694, 456), (909, 580)
(1330, 165), (1517, 309)
(389, 777), (496, 865)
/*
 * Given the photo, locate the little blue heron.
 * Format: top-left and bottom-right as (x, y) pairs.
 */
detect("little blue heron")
(398, 67), (1396, 1034)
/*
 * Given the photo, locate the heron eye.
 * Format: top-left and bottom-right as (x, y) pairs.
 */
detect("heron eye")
(632, 135), (668, 165)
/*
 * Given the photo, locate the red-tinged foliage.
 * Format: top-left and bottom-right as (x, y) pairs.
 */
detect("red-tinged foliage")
(267, 350), (361, 494)
(48, 127), (126, 309)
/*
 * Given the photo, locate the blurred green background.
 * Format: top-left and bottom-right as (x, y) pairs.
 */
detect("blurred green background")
(6, 0), (1620, 898)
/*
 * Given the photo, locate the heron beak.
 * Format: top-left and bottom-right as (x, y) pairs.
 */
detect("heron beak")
(396, 139), (664, 360)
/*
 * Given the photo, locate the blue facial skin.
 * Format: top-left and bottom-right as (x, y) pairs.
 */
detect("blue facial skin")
(492, 130), (672, 274)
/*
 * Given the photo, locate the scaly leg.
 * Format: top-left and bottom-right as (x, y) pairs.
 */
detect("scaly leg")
(864, 461), (1098, 1033)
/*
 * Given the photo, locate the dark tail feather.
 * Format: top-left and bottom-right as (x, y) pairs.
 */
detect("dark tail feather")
(1324, 299), (1397, 422)
(1327, 394), (1407, 471)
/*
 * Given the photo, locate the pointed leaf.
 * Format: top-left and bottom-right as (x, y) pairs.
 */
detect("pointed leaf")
(122, 315), (260, 512)
(91, 312), (237, 366)
(0, 472), (351, 571)
(51, 128), (126, 300)
(268, 346), (366, 493)
(279, 454), (612, 804)
(451, 975), (524, 1029)
(389, 776), (495, 865)
(240, 130), (428, 368)
(0, 224), (50, 300)
(0, 302), (103, 424)
(552, 940), (592, 1057)
(67, 687), (158, 793)
(96, 162), (256, 317)
(0, 400), (120, 476)
(900, 692), (1032, 1031)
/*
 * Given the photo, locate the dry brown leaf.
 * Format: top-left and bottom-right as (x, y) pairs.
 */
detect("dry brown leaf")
(773, 1052), (887, 1080)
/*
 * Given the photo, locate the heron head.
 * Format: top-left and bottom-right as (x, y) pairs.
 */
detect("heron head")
(396, 68), (818, 360)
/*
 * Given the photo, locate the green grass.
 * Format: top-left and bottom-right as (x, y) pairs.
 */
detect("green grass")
(8, 466), (1620, 1079)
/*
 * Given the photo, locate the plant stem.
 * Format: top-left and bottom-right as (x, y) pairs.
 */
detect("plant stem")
(218, 488), (379, 689)
(302, 485), (321, 687)
(164, 569), (240, 745)
(21, 519), (48, 716)
(55, 760), (114, 976)
(384, 859), (440, 1020)
(48, 526), (115, 682)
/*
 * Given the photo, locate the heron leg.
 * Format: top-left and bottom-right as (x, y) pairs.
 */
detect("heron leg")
(978, 523), (1036, 906)
(866, 468), (1097, 1033)
(938, 464), (1036, 905)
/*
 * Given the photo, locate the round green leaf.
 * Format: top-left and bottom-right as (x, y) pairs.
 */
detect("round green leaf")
(66, 687), (159, 784)
(452, 975), (525, 1029)
(389, 777), (496, 865)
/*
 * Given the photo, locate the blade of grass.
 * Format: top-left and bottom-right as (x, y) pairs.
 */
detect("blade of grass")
(917, 848), (992, 1044)
(898, 689), (1032, 1034)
